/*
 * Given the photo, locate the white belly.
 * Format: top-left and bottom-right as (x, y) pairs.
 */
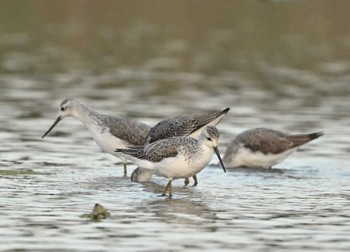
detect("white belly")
(153, 147), (213, 179)
(230, 147), (297, 168)
(88, 126), (129, 162)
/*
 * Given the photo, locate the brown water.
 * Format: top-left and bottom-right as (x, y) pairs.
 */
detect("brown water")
(1, 0), (350, 251)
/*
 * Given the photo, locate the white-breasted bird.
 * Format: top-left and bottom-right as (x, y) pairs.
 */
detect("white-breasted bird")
(223, 128), (323, 169)
(42, 97), (151, 175)
(116, 125), (226, 197)
(131, 107), (230, 186)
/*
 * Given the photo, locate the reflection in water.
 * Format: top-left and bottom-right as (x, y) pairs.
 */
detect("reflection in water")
(136, 196), (217, 228)
(1, 0), (350, 251)
(208, 161), (290, 174)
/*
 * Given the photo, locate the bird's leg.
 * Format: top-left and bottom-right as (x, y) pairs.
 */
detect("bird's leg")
(192, 175), (198, 187)
(161, 180), (170, 196)
(162, 179), (173, 198)
(168, 179), (173, 198)
(184, 177), (190, 187)
(123, 163), (127, 176)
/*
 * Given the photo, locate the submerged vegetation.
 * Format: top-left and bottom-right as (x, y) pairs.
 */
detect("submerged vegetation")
(0, 169), (52, 176)
(81, 203), (111, 221)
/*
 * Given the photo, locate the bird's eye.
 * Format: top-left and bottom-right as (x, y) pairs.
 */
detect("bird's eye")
(60, 107), (65, 112)
(207, 137), (212, 141)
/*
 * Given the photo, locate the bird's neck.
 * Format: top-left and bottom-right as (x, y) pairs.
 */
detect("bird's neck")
(72, 104), (102, 128)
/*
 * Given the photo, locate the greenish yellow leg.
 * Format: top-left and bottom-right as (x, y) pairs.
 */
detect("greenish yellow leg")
(184, 177), (190, 187)
(168, 179), (172, 198)
(162, 179), (173, 198)
(123, 163), (127, 176)
(192, 175), (198, 187)
(161, 180), (170, 196)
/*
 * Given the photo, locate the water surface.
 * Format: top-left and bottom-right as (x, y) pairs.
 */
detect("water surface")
(1, 1), (350, 251)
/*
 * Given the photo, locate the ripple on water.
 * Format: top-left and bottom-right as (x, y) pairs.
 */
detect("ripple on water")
(1, 1), (350, 250)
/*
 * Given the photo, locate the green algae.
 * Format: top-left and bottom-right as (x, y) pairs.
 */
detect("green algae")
(81, 203), (111, 221)
(0, 169), (52, 176)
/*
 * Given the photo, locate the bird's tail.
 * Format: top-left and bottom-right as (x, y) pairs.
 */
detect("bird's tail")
(289, 131), (324, 148)
(115, 146), (146, 160)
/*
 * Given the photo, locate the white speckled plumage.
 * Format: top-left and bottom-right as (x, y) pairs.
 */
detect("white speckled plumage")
(116, 125), (226, 197)
(131, 108), (230, 185)
(145, 108), (230, 144)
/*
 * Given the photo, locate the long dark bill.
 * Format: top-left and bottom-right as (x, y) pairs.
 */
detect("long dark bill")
(42, 116), (62, 139)
(213, 146), (226, 173)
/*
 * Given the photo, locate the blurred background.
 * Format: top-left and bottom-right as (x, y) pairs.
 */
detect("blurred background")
(1, 0), (349, 157)
(1, 1), (350, 251)
(1, 0), (349, 119)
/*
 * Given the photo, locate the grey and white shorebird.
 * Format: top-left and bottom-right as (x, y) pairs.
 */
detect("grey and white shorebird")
(116, 125), (227, 198)
(41, 98), (151, 175)
(145, 107), (230, 144)
(131, 107), (230, 186)
(222, 128), (323, 169)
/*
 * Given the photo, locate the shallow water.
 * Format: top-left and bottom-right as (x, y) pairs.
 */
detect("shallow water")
(1, 1), (350, 251)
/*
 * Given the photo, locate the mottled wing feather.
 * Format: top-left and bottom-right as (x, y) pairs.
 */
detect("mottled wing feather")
(191, 109), (228, 129)
(147, 108), (229, 143)
(102, 115), (151, 145)
(116, 138), (181, 163)
(238, 128), (293, 155)
(147, 115), (195, 143)
(115, 146), (146, 160)
(144, 139), (179, 162)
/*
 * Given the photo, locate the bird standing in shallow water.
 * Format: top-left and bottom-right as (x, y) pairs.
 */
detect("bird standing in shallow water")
(222, 128), (323, 169)
(116, 125), (226, 198)
(131, 107), (230, 186)
(42, 98), (151, 175)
